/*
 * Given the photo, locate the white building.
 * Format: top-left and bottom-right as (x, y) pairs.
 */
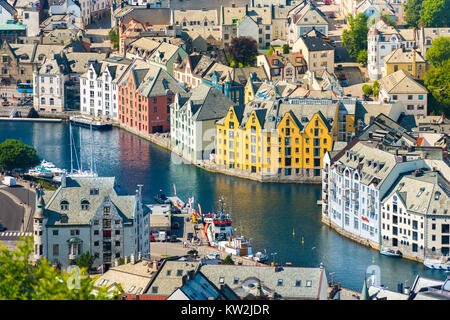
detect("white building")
(287, 1), (328, 47)
(381, 169), (450, 260)
(321, 140), (444, 247)
(80, 56), (132, 119)
(33, 176), (150, 270)
(378, 69), (428, 116)
(33, 52), (71, 113)
(0, 0), (16, 24)
(170, 83), (233, 162)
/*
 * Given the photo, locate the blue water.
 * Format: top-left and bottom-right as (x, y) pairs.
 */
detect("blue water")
(0, 121), (447, 292)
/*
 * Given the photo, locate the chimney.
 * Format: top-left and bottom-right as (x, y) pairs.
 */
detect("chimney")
(114, 258), (119, 267)
(124, 256), (129, 264)
(138, 252), (142, 261)
(181, 274), (188, 286)
(131, 254), (135, 264)
(188, 270), (195, 280)
(61, 173), (66, 187)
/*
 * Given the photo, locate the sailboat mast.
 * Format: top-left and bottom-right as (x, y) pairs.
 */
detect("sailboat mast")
(90, 123), (94, 174)
(69, 123), (73, 173)
(79, 128), (83, 172)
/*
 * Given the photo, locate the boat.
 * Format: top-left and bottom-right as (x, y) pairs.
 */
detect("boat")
(251, 251), (269, 263)
(424, 256), (450, 270)
(69, 116), (112, 130)
(380, 247), (402, 257)
(218, 236), (252, 257)
(66, 122), (98, 178)
(154, 190), (170, 204)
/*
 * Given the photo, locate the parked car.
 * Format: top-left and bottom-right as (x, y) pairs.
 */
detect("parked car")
(329, 12), (335, 18)
(206, 253), (220, 260)
(0, 223), (6, 232)
(2, 176), (16, 187)
(339, 74), (347, 80)
(324, 0), (331, 4)
(170, 235), (177, 242)
(187, 232), (194, 241)
(336, 64), (343, 71)
(341, 80), (349, 87)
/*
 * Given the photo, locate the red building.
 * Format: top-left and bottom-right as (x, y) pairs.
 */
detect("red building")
(118, 60), (187, 134)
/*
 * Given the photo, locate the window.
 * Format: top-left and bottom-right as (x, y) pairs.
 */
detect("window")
(53, 230), (59, 236)
(53, 244), (59, 256)
(81, 199), (89, 210)
(295, 280), (301, 287)
(277, 279), (283, 286)
(306, 280), (312, 287)
(60, 200), (69, 210)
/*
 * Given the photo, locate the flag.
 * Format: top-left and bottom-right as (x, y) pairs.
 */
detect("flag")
(97, 264), (103, 271)
(198, 203), (202, 216)
(173, 184), (176, 195)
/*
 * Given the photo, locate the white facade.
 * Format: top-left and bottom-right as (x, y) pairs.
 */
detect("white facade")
(80, 62), (120, 119)
(33, 177), (150, 270)
(22, 9), (40, 37)
(379, 89), (427, 117)
(33, 70), (68, 113)
(322, 143), (432, 247)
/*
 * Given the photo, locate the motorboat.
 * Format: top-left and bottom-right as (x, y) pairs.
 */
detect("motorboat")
(380, 247), (402, 257)
(154, 190), (170, 204)
(252, 251), (269, 263)
(424, 256), (450, 270)
(217, 236), (252, 257)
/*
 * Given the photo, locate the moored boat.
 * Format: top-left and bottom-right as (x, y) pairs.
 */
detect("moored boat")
(380, 247), (402, 257)
(424, 256), (450, 270)
(69, 116), (112, 130)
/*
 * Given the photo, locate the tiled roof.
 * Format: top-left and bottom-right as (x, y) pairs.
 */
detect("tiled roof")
(383, 48), (426, 64)
(379, 69), (428, 94)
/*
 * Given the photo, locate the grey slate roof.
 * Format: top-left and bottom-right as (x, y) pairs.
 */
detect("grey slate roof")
(40, 177), (137, 226)
(184, 83), (234, 122)
(200, 265), (326, 299)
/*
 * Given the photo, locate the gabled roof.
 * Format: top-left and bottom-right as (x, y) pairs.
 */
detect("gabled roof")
(298, 32), (334, 52)
(380, 69), (428, 94)
(383, 48), (426, 64)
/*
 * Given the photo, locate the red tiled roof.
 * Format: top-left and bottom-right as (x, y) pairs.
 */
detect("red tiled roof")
(122, 294), (168, 300)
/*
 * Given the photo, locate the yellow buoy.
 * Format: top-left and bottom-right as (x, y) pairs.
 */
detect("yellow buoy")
(292, 228), (295, 238)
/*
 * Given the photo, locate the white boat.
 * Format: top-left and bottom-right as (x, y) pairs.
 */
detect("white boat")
(424, 256), (450, 270)
(380, 247), (402, 257)
(217, 236), (252, 257)
(251, 251), (269, 263)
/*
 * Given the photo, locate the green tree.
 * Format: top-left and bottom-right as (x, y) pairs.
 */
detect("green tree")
(266, 46), (274, 56)
(424, 59), (450, 116)
(362, 84), (373, 95)
(187, 249), (198, 257)
(373, 86), (380, 98)
(227, 36), (258, 67)
(0, 139), (40, 171)
(221, 255), (234, 265)
(0, 237), (120, 299)
(109, 27), (119, 49)
(404, 0), (423, 28)
(419, 0), (450, 28)
(373, 80), (380, 89)
(75, 251), (94, 272)
(282, 44), (290, 54)
(425, 37), (450, 68)
(342, 14), (369, 60)
(357, 49), (368, 66)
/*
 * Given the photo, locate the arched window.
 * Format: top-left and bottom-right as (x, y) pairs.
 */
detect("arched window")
(434, 191), (441, 200)
(81, 199), (90, 210)
(60, 199), (69, 210)
(41, 97), (46, 105)
(50, 98), (54, 105)
(50, 87), (53, 94)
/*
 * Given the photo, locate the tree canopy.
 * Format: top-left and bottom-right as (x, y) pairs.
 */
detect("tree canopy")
(342, 14), (369, 61)
(404, 0), (450, 28)
(424, 59), (450, 116)
(0, 237), (120, 299)
(227, 37), (258, 67)
(221, 255), (234, 265)
(425, 37), (450, 68)
(75, 251), (95, 272)
(0, 139), (40, 171)
(109, 27), (119, 49)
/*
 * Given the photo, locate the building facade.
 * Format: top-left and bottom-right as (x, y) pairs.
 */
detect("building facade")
(33, 176), (150, 270)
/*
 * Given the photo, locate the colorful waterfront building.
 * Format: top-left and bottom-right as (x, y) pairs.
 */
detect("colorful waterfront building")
(215, 97), (357, 180)
(117, 59), (188, 134)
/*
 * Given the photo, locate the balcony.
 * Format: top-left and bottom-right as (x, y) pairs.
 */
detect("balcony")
(68, 253), (79, 260)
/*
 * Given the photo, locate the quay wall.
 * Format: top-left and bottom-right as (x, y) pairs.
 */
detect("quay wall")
(320, 217), (425, 263)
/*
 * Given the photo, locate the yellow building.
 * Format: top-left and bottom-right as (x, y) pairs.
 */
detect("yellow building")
(382, 48), (428, 79)
(215, 98), (356, 179)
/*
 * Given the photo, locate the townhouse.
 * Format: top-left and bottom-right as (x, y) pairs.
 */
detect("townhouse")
(170, 83), (234, 162)
(256, 51), (307, 81)
(287, 1), (328, 47)
(321, 140), (445, 248)
(381, 169), (450, 260)
(292, 28), (334, 74)
(33, 175), (150, 270)
(117, 59), (188, 134)
(382, 47), (428, 80)
(215, 96), (356, 180)
(378, 69), (428, 116)
(80, 56), (133, 119)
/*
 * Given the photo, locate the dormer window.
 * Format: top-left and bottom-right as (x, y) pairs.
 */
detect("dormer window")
(61, 214), (68, 223)
(60, 200), (69, 211)
(90, 188), (99, 195)
(81, 199), (90, 210)
(434, 192), (441, 200)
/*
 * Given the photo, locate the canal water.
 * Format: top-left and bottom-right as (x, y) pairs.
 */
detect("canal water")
(1, 121), (447, 292)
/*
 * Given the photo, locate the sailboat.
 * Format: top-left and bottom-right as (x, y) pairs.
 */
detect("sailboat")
(67, 123), (98, 178)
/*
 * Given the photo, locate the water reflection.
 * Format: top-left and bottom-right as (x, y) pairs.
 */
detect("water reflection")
(0, 122), (448, 291)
